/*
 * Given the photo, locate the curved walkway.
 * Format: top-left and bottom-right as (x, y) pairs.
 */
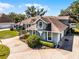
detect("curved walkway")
(1, 36), (79, 59)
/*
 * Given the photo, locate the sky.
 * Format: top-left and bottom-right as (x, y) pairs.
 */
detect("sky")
(0, 0), (74, 16)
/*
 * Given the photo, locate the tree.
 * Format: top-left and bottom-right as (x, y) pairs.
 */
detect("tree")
(59, 9), (71, 16)
(8, 12), (25, 23)
(59, 0), (79, 22)
(25, 6), (47, 18)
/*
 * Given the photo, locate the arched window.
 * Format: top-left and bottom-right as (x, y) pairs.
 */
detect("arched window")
(39, 21), (43, 28)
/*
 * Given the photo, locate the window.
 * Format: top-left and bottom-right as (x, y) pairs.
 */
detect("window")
(48, 32), (51, 40)
(39, 21), (42, 28)
(27, 24), (31, 28)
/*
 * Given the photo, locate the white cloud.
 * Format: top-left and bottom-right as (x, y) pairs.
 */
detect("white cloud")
(0, 2), (14, 11)
(21, 12), (26, 14)
(25, 3), (49, 10)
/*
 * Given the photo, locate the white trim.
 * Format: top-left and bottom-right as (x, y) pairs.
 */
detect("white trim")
(38, 21), (43, 29)
(26, 29), (60, 33)
(47, 31), (48, 41)
(51, 32), (53, 41)
(34, 17), (48, 24)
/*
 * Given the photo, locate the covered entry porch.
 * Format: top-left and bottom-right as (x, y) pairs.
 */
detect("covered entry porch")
(26, 30), (60, 44)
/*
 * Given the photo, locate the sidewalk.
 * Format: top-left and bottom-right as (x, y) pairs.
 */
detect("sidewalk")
(0, 28), (10, 31)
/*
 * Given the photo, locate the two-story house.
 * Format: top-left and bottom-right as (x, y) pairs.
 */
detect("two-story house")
(19, 16), (68, 45)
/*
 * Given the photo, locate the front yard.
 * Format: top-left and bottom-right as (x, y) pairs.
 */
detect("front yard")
(0, 30), (19, 39)
(1, 35), (79, 59)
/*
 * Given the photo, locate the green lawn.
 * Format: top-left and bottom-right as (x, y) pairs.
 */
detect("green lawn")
(0, 30), (19, 39)
(0, 44), (10, 59)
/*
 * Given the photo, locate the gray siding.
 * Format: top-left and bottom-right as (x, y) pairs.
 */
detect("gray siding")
(36, 20), (47, 30)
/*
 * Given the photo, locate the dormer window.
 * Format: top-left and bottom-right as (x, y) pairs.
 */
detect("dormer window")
(39, 21), (43, 28)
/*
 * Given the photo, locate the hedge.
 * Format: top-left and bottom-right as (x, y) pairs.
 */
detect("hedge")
(40, 40), (56, 48)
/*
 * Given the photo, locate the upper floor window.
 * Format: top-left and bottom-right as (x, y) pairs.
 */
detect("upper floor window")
(39, 21), (43, 28)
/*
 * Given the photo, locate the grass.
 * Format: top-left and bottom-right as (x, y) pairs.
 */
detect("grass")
(0, 44), (10, 59)
(0, 30), (19, 39)
(76, 23), (79, 29)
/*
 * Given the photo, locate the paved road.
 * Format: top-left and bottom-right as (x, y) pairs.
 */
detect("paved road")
(1, 36), (79, 59)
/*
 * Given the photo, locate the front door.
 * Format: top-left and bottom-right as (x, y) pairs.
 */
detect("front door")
(41, 31), (52, 42)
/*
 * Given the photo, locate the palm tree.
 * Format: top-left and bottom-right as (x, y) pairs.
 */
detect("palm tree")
(25, 6), (47, 18)
(36, 8), (47, 16)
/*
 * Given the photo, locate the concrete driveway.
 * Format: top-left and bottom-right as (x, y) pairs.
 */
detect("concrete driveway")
(60, 36), (74, 51)
(1, 36), (79, 59)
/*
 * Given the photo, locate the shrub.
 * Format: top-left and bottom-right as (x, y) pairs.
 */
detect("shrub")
(27, 35), (41, 48)
(0, 44), (10, 59)
(10, 27), (14, 31)
(24, 33), (30, 39)
(40, 40), (56, 48)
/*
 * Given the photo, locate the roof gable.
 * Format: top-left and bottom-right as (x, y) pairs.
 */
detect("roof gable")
(34, 17), (49, 24)
(49, 17), (68, 32)
(21, 16), (68, 32)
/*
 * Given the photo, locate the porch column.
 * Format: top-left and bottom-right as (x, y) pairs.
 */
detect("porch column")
(44, 31), (45, 39)
(51, 32), (53, 41)
(47, 31), (48, 41)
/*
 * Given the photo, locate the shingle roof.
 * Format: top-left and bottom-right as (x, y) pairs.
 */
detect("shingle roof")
(26, 24), (37, 30)
(21, 16), (68, 33)
(49, 17), (68, 32)
(21, 17), (38, 24)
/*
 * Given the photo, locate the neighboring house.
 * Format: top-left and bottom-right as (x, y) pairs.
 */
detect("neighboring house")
(58, 16), (76, 28)
(57, 16), (70, 26)
(19, 16), (69, 46)
(0, 14), (14, 29)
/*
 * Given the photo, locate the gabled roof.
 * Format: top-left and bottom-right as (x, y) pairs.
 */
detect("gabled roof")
(21, 16), (68, 33)
(21, 17), (38, 24)
(26, 24), (37, 30)
(49, 17), (68, 32)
